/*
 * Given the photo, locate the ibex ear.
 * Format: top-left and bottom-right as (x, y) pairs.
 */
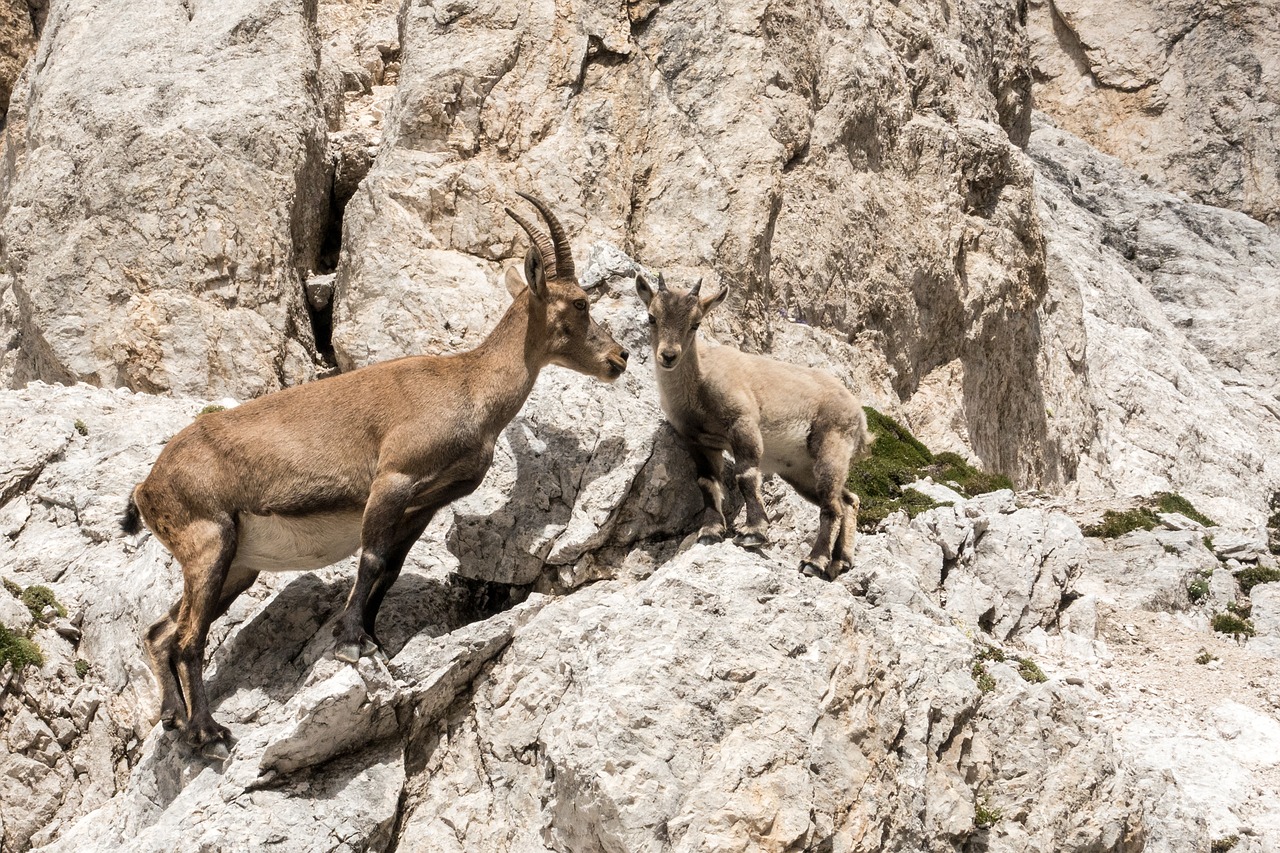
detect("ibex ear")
(635, 272), (655, 306)
(504, 265), (527, 298)
(699, 285), (728, 315)
(523, 248), (548, 302)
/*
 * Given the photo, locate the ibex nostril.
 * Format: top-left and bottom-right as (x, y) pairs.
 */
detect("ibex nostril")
(620, 349), (630, 361)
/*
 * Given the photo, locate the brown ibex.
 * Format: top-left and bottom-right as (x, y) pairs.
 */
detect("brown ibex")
(636, 273), (871, 580)
(122, 194), (628, 758)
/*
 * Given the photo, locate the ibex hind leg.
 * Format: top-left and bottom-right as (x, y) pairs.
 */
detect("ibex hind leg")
(169, 517), (240, 759)
(800, 434), (855, 581)
(827, 491), (860, 579)
(146, 564), (259, 732)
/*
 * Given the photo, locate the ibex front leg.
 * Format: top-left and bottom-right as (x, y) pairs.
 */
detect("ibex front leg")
(689, 440), (728, 545)
(334, 473), (417, 663)
(729, 424), (769, 548)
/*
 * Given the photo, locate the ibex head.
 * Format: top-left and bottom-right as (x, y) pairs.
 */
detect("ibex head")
(635, 272), (727, 370)
(505, 193), (628, 381)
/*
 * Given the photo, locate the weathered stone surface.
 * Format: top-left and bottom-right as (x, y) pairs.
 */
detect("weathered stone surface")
(1030, 116), (1280, 527)
(0, 0), (36, 124)
(1029, 0), (1280, 228)
(329, 0), (1062, 490)
(0, 0), (326, 397)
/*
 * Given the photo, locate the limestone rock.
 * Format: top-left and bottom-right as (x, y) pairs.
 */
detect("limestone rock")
(1029, 0), (1280, 228)
(0, 0), (326, 397)
(329, 0), (1060, 490)
(1030, 116), (1280, 527)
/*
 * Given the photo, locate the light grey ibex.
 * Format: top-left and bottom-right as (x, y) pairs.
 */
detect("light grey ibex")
(636, 273), (871, 579)
(122, 194), (628, 758)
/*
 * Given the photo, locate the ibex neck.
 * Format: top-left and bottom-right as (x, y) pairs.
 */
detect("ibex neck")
(656, 337), (705, 409)
(469, 291), (548, 427)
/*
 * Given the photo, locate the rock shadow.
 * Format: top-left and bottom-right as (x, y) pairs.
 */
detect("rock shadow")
(206, 569), (528, 706)
(448, 419), (627, 585)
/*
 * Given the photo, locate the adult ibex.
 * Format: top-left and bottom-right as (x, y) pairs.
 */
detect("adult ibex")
(636, 273), (871, 580)
(123, 194), (628, 758)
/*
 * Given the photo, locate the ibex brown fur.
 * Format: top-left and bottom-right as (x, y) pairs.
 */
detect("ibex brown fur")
(123, 195), (627, 758)
(636, 273), (871, 579)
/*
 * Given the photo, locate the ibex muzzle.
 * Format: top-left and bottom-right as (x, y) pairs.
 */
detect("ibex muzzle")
(123, 194), (625, 759)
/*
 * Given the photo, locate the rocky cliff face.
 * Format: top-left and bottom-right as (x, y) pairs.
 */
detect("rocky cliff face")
(1029, 0), (1280, 228)
(1, 0), (1279, 850)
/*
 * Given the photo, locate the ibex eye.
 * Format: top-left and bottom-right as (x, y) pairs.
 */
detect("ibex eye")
(647, 315), (657, 325)
(573, 299), (587, 311)
(692, 322), (701, 331)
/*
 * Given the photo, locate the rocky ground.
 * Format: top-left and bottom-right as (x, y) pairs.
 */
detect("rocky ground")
(0, 0), (1278, 850)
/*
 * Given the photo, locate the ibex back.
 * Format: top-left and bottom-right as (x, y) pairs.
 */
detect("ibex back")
(124, 195), (628, 758)
(636, 273), (871, 579)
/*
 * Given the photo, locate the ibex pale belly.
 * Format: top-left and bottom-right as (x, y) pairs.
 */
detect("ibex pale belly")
(636, 273), (872, 579)
(124, 194), (628, 759)
(232, 511), (364, 573)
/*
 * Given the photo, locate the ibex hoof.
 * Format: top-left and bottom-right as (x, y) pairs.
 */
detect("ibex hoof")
(159, 711), (180, 731)
(334, 642), (363, 664)
(202, 741), (231, 762)
(360, 637), (380, 658)
(733, 531), (768, 549)
(696, 531), (725, 546)
(799, 561), (831, 581)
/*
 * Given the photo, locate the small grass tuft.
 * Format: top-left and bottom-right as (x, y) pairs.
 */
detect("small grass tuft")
(974, 796), (1002, 829)
(198, 404), (226, 415)
(1152, 492), (1216, 527)
(1016, 657), (1047, 684)
(1211, 612), (1256, 638)
(73, 419), (88, 436)
(21, 585), (66, 621)
(75, 659), (89, 679)
(971, 661), (996, 694)
(1226, 600), (1252, 618)
(1203, 534), (1215, 552)
(1162, 543), (1179, 555)
(0, 622), (44, 671)
(1211, 836), (1239, 853)
(976, 645), (1006, 663)
(1194, 648), (1217, 665)
(1236, 565), (1280, 595)
(1268, 490), (1280, 556)
(2, 577), (21, 599)
(1187, 578), (1210, 604)
(1082, 507), (1160, 538)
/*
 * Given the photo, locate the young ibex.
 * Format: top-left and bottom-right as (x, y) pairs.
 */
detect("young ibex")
(636, 273), (871, 580)
(123, 194), (628, 758)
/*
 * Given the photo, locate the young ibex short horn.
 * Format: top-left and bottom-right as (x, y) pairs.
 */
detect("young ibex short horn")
(123, 194), (628, 759)
(636, 273), (871, 579)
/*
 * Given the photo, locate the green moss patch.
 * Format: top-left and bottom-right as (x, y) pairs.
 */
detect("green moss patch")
(848, 408), (1011, 531)
(199, 404), (226, 415)
(1236, 565), (1280, 595)
(0, 622), (44, 671)
(75, 659), (90, 679)
(21, 585), (66, 621)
